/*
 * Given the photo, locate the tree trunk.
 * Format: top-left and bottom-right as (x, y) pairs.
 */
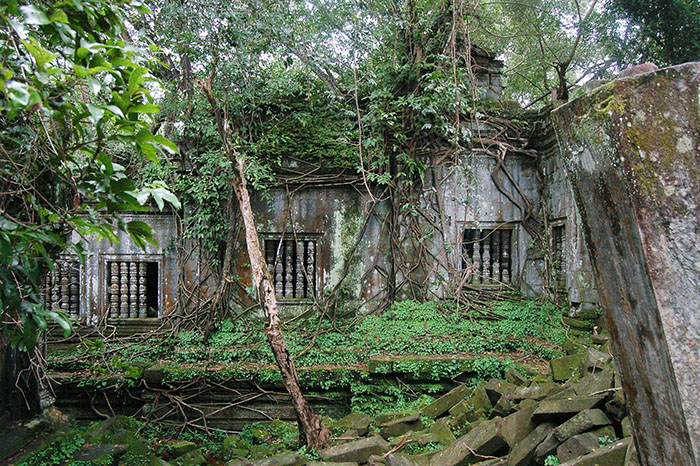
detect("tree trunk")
(197, 74), (331, 450)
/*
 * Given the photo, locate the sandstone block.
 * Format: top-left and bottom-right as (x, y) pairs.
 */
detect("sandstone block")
(319, 436), (390, 464)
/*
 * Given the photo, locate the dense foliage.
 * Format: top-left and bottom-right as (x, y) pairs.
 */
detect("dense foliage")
(0, 0), (180, 349)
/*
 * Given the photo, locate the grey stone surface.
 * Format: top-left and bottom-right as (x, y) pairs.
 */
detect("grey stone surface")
(559, 437), (630, 466)
(508, 422), (555, 466)
(319, 436), (390, 464)
(557, 433), (599, 463)
(430, 418), (507, 466)
(553, 62), (700, 464)
(554, 409), (611, 441)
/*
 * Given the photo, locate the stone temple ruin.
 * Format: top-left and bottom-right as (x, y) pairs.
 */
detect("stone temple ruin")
(40, 52), (700, 465)
(47, 47), (598, 330)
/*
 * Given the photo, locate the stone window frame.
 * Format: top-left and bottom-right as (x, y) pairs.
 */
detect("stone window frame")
(457, 221), (517, 288)
(98, 253), (165, 319)
(261, 232), (320, 303)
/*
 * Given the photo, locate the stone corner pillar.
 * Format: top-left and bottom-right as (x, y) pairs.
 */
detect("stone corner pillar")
(552, 62), (700, 466)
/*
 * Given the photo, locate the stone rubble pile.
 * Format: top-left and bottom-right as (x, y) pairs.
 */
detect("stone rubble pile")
(225, 343), (640, 466)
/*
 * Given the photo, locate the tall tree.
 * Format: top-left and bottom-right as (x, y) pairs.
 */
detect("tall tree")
(609, 0), (700, 65)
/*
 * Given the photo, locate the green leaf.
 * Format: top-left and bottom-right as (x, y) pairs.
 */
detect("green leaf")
(128, 103), (159, 114)
(20, 5), (50, 25)
(87, 76), (101, 95)
(86, 103), (105, 124)
(126, 220), (156, 250)
(127, 67), (146, 96)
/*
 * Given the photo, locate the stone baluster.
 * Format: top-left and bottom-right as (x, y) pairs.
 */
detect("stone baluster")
(50, 266), (60, 312)
(491, 231), (500, 282)
(284, 241), (294, 298)
(481, 234), (490, 285)
(119, 262), (129, 319)
(69, 262), (79, 319)
(59, 260), (70, 315)
(275, 250), (283, 297)
(473, 233), (482, 284)
(138, 263), (147, 318)
(129, 262), (138, 318)
(502, 232), (510, 283)
(295, 241), (305, 298)
(109, 262), (119, 318)
(305, 241), (315, 297)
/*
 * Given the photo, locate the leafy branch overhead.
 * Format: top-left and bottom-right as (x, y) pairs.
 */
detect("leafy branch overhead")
(0, 0), (179, 350)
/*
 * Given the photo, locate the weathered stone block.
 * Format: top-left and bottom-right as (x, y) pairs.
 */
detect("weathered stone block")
(556, 432), (599, 463)
(429, 418), (456, 445)
(500, 404), (536, 448)
(483, 379), (516, 405)
(505, 369), (528, 386)
(379, 414), (423, 438)
(376, 411), (414, 425)
(319, 436), (390, 464)
(573, 368), (614, 397)
(605, 390), (627, 422)
(172, 448), (206, 466)
(559, 437), (630, 466)
(421, 384), (470, 419)
(330, 413), (372, 436)
(554, 409), (612, 442)
(507, 422), (555, 466)
(511, 382), (561, 401)
(532, 396), (605, 423)
(550, 354), (585, 382)
(580, 348), (613, 374)
(430, 418), (507, 466)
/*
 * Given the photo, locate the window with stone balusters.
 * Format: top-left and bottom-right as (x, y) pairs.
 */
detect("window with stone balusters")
(45, 257), (80, 320)
(264, 236), (317, 300)
(462, 227), (513, 285)
(106, 261), (159, 319)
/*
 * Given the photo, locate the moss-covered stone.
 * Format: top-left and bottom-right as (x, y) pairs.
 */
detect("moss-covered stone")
(550, 354), (585, 381)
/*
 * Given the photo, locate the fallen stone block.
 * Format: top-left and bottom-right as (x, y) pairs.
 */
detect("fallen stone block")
(580, 348), (612, 374)
(72, 443), (128, 463)
(483, 379), (517, 405)
(554, 409), (612, 442)
(331, 413), (372, 437)
(559, 437), (630, 466)
(376, 411), (415, 425)
(624, 439), (640, 466)
(506, 369), (528, 386)
(551, 354), (586, 381)
(430, 418), (457, 445)
(380, 414), (424, 438)
(574, 369), (614, 397)
(172, 448), (206, 465)
(307, 462), (358, 466)
(621, 417), (632, 438)
(385, 453), (426, 466)
(605, 390), (627, 422)
(500, 404), (536, 448)
(507, 422), (555, 466)
(532, 396), (606, 423)
(367, 454), (386, 465)
(421, 384), (471, 419)
(170, 441), (198, 456)
(430, 418), (507, 466)
(533, 432), (560, 464)
(556, 432), (599, 463)
(512, 382), (561, 402)
(319, 436), (391, 464)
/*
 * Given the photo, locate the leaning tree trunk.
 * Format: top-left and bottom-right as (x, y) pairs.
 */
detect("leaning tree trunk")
(198, 75), (331, 450)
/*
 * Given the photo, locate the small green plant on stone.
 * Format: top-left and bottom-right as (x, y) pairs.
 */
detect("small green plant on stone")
(544, 455), (561, 465)
(598, 435), (616, 447)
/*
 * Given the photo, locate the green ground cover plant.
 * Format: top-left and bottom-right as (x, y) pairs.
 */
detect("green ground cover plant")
(47, 297), (568, 395)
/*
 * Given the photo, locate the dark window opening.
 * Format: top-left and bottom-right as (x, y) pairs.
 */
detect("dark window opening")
(264, 237), (316, 299)
(462, 228), (512, 284)
(46, 258), (80, 319)
(106, 261), (159, 319)
(552, 225), (565, 288)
